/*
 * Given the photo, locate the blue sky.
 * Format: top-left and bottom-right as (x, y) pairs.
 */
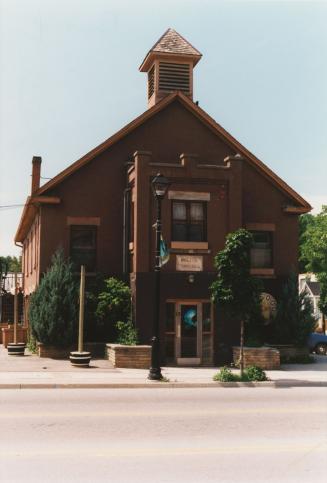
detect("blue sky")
(1, 0), (326, 256)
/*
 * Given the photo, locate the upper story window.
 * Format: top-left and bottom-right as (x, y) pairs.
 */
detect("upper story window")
(172, 201), (207, 242)
(70, 225), (97, 272)
(250, 231), (273, 268)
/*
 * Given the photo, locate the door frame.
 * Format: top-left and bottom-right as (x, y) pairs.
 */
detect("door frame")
(166, 299), (211, 366)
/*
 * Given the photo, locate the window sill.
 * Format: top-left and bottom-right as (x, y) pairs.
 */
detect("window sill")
(171, 241), (208, 250)
(250, 268), (275, 277)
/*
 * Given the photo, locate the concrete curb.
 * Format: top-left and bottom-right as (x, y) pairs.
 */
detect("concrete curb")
(0, 381), (274, 389)
(1, 380), (326, 389)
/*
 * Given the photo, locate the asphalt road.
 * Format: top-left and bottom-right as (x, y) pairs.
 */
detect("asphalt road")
(0, 387), (326, 483)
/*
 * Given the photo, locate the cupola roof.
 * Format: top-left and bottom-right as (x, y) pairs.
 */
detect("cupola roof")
(139, 28), (202, 72)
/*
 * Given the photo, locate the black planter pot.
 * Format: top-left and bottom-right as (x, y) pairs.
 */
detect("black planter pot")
(7, 342), (26, 356)
(69, 351), (91, 367)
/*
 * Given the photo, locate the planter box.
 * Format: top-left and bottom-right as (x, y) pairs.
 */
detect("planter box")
(232, 346), (280, 370)
(37, 342), (106, 359)
(37, 343), (73, 359)
(2, 326), (28, 348)
(106, 343), (151, 369)
(265, 344), (309, 363)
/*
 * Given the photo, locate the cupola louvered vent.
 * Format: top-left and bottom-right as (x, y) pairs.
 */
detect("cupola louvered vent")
(159, 62), (190, 94)
(148, 65), (155, 99)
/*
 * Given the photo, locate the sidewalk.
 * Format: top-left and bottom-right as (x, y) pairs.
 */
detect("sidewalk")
(0, 346), (326, 388)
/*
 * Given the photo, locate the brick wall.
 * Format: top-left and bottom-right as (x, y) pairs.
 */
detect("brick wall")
(232, 346), (280, 370)
(106, 344), (151, 369)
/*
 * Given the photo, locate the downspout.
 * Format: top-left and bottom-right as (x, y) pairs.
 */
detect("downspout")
(123, 187), (131, 275)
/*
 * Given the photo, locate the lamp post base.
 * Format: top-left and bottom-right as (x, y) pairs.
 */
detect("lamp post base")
(148, 367), (163, 380)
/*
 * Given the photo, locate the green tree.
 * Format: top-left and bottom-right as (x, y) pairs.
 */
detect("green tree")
(299, 213), (315, 273)
(0, 256), (22, 273)
(29, 250), (78, 346)
(210, 229), (262, 374)
(300, 206), (327, 317)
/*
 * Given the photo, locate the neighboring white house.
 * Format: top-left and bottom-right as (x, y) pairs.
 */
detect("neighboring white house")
(299, 273), (325, 333)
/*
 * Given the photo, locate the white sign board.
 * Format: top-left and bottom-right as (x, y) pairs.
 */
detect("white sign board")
(176, 255), (203, 272)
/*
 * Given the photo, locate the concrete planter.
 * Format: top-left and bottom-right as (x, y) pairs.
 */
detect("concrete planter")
(37, 343), (72, 359)
(265, 344), (309, 363)
(232, 346), (280, 370)
(106, 343), (151, 369)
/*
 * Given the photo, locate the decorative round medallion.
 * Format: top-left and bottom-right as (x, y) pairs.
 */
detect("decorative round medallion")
(260, 292), (277, 323)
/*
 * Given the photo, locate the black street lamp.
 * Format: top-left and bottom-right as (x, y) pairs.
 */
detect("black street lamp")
(148, 173), (170, 380)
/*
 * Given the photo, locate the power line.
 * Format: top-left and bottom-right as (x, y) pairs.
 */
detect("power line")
(0, 204), (25, 210)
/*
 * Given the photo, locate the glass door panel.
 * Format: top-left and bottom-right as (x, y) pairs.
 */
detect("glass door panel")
(180, 304), (198, 358)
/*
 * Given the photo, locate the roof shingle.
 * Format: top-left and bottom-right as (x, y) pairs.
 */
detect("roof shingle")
(150, 28), (201, 56)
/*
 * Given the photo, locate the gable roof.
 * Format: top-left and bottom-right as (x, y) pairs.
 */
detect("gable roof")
(15, 91), (311, 242)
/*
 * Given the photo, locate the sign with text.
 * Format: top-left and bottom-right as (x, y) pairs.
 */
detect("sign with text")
(176, 255), (203, 272)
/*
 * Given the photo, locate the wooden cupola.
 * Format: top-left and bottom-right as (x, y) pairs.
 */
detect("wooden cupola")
(139, 28), (202, 108)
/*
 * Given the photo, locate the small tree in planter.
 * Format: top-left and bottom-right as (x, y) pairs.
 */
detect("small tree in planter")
(210, 229), (262, 375)
(29, 250), (78, 349)
(97, 278), (149, 368)
(96, 277), (132, 340)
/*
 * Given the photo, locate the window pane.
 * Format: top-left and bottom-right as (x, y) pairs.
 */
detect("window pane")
(252, 231), (270, 248)
(189, 224), (203, 241)
(173, 202), (187, 220)
(71, 227), (96, 249)
(172, 223), (187, 241)
(190, 203), (204, 221)
(70, 226), (97, 271)
(251, 248), (272, 268)
(251, 231), (272, 268)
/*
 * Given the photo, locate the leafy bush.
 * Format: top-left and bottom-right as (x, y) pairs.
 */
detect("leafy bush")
(213, 365), (268, 382)
(26, 333), (37, 354)
(96, 278), (131, 328)
(268, 274), (315, 347)
(244, 365), (267, 381)
(213, 366), (239, 382)
(83, 273), (106, 341)
(29, 250), (78, 346)
(116, 320), (138, 345)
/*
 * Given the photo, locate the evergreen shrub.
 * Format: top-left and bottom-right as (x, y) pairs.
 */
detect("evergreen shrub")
(29, 250), (78, 346)
(269, 274), (315, 347)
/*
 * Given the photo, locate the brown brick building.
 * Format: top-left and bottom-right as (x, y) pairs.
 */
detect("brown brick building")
(15, 29), (311, 365)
